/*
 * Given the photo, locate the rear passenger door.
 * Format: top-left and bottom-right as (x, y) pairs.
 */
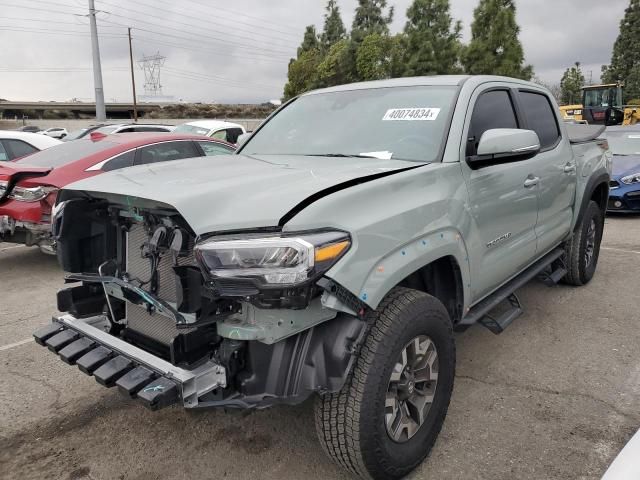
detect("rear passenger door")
(516, 90), (576, 253)
(460, 87), (540, 302)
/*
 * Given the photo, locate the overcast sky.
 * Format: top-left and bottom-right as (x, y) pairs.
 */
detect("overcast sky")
(0, 0), (630, 103)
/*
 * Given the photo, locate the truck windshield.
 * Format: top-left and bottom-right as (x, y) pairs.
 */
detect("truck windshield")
(241, 85), (458, 162)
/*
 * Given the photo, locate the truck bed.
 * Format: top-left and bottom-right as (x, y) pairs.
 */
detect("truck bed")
(566, 123), (606, 144)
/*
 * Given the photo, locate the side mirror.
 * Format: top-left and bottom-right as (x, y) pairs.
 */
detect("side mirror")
(236, 132), (251, 147)
(468, 128), (540, 169)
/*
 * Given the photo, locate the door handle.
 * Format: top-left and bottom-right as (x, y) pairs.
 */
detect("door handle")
(563, 164), (576, 173)
(523, 176), (539, 188)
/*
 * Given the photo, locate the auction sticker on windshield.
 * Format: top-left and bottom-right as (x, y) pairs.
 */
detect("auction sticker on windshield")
(382, 108), (440, 121)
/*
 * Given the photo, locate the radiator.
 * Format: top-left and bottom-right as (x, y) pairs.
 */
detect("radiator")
(125, 223), (196, 345)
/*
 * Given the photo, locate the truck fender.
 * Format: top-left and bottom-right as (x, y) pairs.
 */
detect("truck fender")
(351, 228), (470, 312)
(571, 169), (609, 233)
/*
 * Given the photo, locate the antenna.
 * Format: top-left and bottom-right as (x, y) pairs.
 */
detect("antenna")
(138, 52), (166, 97)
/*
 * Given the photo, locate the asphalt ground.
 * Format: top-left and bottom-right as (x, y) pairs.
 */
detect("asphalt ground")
(1, 215), (638, 480)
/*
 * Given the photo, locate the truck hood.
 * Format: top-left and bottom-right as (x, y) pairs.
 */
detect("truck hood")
(63, 154), (423, 234)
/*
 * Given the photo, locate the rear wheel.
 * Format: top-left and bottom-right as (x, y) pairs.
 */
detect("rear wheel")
(314, 287), (455, 480)
(563, 200), (605, 286)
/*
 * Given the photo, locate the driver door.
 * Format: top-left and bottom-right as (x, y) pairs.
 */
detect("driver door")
(460, 87), (540, 302)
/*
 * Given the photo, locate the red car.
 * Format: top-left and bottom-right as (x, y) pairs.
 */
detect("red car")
(0, 132), (235, 253)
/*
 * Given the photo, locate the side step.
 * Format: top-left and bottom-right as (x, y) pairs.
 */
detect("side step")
(479, 293), (522, 334)
(461, 248), (564, 334)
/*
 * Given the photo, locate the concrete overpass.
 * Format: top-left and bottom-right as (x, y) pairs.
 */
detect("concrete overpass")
(0, 101), (164, 119)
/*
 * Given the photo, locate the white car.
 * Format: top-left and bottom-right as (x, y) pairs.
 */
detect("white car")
(0, 130), (62, 161)
(601, 429), (640, 479)
(92, 124), (175, 135)
(40, 127), (68, 139)
(173, 120), (246, 144)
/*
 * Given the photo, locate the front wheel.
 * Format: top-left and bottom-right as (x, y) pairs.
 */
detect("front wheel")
(562, 200), (605, 286)
(314, 287), (455, 480)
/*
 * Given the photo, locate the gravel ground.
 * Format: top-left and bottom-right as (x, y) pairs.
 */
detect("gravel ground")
(0, 215), (638, 480)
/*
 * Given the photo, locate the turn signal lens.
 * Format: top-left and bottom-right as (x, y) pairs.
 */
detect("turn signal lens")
(315, 240), (350, 263)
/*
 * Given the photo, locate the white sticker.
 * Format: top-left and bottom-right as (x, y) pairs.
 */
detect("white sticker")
(628, 134), (640, 139)
(382, 107), (441, 121)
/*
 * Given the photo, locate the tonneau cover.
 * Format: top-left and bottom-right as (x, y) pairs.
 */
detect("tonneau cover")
(566, 123), (606, 144)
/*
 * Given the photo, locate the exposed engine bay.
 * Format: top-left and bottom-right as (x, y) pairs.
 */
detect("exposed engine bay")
(47, 193), (366, 409)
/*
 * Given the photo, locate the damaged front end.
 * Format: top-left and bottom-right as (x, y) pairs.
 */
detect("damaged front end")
(34, 191), (366, 410)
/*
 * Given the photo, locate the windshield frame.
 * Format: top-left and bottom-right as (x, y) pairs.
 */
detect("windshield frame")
(237, 84), (462, 164)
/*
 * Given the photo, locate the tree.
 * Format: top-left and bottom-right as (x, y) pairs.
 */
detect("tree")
(532, 77), (562, 103)
(351, 0), (394, 42)
(283, 25), (322, 100)
(321, 0), (346, 52)
(602, 0), (640, 84)
(403, 0), (463, 76)
(560, 62), (585, 105)
(316, 39), (357, 87)
(462, 0), (533, 80)
(355, 33), (395, 81)
(298, 25), (319, 55)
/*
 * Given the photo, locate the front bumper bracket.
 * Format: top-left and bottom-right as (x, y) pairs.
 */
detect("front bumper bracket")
(33, 314), (227, 410)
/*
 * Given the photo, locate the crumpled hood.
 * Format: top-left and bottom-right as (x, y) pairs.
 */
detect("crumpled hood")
(612, 155), (640, 178)
(63, 154), (421, 234)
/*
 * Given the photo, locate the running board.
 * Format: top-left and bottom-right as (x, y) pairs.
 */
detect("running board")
(460, 248), (564, 333)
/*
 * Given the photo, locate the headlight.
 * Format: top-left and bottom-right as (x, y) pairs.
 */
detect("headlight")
(620, 172), (640, 185)
(0, 181), (56, 202)
(195, 231), (351, 287)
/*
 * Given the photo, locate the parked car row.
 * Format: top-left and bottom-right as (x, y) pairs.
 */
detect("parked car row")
(0, 133), (235, 253)
(15, 120), (247, 143)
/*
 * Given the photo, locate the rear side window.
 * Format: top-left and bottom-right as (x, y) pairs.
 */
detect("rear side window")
(135, 141), (200, 166)
(467, 90), (519, 156)
(0, 142), (8, 161)
(518, 91), (561, 149)
(4, 139), (38, 159)
(133, 126), (170, 132)
(198, 141), (234, 156)
(102, 150), (136, 172)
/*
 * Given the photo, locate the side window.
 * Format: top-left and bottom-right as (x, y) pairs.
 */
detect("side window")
(101, 150), (136, 172)
(198, 141), (234, 156)
(118, 128), (135, 133)
(211, 129), (227, 141)
(135, 141), (199, 166)
(0, 141), (9, 161)
(5, 139), (38, 159)
(134, 126), (169, 132)
(518, 91), (561, 149)
(467, 90), (519, 156)
(225, 128), (243, 144)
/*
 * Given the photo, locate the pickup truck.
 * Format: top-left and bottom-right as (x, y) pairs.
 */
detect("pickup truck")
(33, 76), (611, 480)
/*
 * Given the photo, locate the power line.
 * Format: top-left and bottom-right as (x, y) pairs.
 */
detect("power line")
(0, 25), (126, 37)
(149, 0), (301, 39)
(131, 36), (286, 65)
(162, 66), (280, 89)
(185, 0), (301, 33)
(101, 18), (291, 58)
(0, 15), (121, 28)
(97, 0), (294, 54)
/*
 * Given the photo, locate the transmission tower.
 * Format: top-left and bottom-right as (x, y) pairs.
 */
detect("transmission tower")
(138, 52), (166, 97)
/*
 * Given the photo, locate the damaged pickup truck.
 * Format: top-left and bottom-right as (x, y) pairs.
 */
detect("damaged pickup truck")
(34, 76), (611, 480)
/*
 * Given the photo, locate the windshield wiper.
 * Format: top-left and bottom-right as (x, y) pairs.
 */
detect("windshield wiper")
(304, 153), (380, 159)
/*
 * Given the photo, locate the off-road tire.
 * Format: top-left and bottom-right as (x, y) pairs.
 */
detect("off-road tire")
(314, 287), (455, 480)
(563, 200), (605, 286)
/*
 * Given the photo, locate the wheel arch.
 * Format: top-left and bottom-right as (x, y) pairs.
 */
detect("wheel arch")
(573, 170), (609, 232)
(353, 229), (470, 320)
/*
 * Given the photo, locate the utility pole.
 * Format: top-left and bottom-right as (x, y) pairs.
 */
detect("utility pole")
(88, 0), (106, 122)
(128, 28), (138, 122)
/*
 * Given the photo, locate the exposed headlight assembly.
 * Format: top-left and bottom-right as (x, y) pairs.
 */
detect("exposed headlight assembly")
(195, 231), (351, 288)
(620, 172), (640, 185)
(0, 180), (56, 202)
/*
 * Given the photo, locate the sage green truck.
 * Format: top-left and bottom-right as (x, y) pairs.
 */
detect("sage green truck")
(34, 75), (611, 479)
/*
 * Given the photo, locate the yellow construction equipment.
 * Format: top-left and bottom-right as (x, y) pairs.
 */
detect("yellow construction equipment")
(558, 82), (640, 126)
